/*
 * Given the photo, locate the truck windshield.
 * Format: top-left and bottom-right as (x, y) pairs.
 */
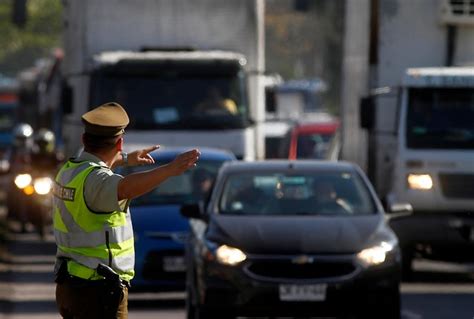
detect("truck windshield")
(90, 75), (250, 130)
(406, 88), (474, 149)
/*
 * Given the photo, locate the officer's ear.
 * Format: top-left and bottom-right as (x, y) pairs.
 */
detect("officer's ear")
(116, 136), (124, 152)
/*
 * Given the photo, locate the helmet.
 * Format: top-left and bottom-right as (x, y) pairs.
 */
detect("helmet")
(13, 123), (33, 139)
(34, 128), (55, 153)
(13, 123), (33, 148)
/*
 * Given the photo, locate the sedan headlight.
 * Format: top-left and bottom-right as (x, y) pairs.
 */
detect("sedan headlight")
(34, 177), (53, 195)
(215, 245), (247, 266)
(407, 174), (433, 190)
(357, 241), (394, 267)
(14, 174), (32, 189)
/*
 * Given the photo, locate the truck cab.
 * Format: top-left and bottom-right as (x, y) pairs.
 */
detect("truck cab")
(80, 50), (255, 160)
(369, 67), (474, 273)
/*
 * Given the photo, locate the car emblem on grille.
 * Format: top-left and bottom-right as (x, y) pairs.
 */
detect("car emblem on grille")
(292, 255), (314, 264)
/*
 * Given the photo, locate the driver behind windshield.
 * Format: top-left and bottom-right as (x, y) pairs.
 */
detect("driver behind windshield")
(311, 179), (352, 214)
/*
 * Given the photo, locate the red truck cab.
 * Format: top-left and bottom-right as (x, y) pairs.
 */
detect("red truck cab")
(278, 116), (340, 160)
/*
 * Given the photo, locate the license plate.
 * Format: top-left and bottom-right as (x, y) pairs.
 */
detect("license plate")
(279, 284), (327, 301)
(162, 256), (186, 272)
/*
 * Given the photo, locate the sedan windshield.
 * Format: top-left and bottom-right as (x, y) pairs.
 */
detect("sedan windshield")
(296, 133), (335, 159)
(406, 88), (474, 149)
(122, 159), (227, 206)
(219, 171), (376, 216)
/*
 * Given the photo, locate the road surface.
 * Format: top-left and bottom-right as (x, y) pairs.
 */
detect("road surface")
(0, 226), (473, 319)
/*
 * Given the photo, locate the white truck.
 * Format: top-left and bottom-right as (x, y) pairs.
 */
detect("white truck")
(348, 0), (474, 274)
(361, 67), (474, 274)
(59, 0), (265, 160)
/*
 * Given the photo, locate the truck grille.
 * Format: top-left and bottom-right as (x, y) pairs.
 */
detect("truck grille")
(439, 173), (474, 199)
(245, 259), (356, 281)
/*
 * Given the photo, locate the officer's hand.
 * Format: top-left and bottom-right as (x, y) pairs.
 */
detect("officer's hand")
(128, 145), (160, 166)
(169, 149), (200, 176)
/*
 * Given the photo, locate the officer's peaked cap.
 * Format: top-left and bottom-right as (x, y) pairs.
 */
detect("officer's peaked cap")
(81, 102), (130, 137)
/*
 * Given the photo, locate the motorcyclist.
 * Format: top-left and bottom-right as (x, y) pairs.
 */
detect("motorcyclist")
(31, 128), (63, 172)
(7, 123), (34, 232)
(28, 128), (63, 238)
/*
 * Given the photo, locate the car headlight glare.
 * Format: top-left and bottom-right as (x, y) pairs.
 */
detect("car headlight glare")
(407, 174), (433, 190)
(216, 245), (246, 266)
(357, 241), (394, 267)
(14, 174), (32, 189)
(34, 177), (53, 195)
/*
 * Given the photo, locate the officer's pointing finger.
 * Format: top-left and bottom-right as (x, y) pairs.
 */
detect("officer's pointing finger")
(144, 145), (160, 154)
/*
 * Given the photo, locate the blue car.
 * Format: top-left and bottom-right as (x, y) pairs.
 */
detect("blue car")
(120, 147), (236, 292)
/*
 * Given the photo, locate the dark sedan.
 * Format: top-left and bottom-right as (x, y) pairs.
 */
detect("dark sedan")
(181, 161), (412, 319)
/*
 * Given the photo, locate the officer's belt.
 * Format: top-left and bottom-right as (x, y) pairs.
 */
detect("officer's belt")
(65, 273), (131, 289)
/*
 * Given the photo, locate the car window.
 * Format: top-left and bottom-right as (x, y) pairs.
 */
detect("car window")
(121, 159), (228, 206)
(218, 171), (376, 216)
(296, 133), (334, 159)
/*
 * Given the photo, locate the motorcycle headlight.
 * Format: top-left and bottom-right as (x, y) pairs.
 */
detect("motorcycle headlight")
(33, 177), (53, 195)
(14, 174), (32, 189)
(357, 241), (394, 267)
(407, 174), (433, 190)
(215, 245), (247, 266)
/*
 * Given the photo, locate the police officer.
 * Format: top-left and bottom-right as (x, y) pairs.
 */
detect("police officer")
(53, 102), (200, 318)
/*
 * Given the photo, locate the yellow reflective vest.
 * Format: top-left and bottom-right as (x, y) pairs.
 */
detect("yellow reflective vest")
(53, 160), (134, 281)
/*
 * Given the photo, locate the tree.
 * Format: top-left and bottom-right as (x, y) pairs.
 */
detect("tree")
(0, 0), (62, 77)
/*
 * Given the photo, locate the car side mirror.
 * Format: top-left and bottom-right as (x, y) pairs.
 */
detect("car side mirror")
(387, 202), (413, 220)
(180, 203), (206, 220)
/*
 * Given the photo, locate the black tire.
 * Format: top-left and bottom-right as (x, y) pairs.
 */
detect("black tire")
(186, 283), (198, 319)
(401, 246), (414, 281)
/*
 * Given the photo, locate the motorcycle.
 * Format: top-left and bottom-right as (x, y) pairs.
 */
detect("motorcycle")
(13, 171), (53, 239)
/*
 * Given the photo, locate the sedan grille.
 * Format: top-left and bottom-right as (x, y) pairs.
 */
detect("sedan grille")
(439, 173), (474, 199)
(245, 259), (357, 281)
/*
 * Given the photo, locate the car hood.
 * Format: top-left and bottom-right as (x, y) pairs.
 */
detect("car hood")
(130, 204), (190, 233)
(206, 214), (386, 254)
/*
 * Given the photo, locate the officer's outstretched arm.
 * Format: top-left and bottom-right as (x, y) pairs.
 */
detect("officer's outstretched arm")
(117, 149), (200, 201)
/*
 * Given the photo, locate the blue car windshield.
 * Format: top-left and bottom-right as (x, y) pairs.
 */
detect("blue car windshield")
(122, 159), (227, 206)
(218, 171), (377, 216)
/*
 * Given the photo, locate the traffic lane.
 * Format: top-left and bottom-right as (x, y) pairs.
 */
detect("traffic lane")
(402, 288), (474, 319)
(401, 259), (474, 319)
(129, 293), (185, 319)
(1, 221), (473, 318)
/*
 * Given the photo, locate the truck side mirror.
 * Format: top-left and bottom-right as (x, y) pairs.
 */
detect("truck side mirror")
(359, 96), (375, 130)
(61, 83), (73, 115)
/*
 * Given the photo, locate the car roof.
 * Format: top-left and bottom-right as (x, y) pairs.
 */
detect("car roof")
(150, 146), (236, 161)
(220, 160), (358, 174)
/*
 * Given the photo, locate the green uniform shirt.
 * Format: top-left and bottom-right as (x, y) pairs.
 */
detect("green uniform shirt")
(77, 151), (128, 212)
